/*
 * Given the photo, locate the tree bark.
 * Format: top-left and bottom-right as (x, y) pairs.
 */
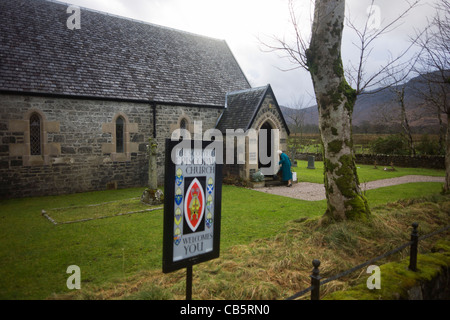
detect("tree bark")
(306, 0), (370, 221)
(398, 87), (415, 156)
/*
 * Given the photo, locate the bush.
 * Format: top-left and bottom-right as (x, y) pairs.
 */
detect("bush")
(415, 134), (440, 155)
(251, 170), (265, 182)
(370, 134), (409, 155)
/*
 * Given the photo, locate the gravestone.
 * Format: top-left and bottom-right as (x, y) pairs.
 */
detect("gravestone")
(141, 138), (164, 205)
(307, 155), (316, 169)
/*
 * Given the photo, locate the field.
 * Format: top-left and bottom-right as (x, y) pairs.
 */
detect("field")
(290, 133), (441, 154)
(294, 160), (444, 185)
(0, 161), (448, 300)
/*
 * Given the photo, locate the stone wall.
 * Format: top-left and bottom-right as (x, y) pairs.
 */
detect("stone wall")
(297, 153), (445, 170)
(0, 94), (224, 198)
(153, 104), (223, 184)
(406, 266), (450, 300)
(0, 94), (152, 198)
(355, 154), (445, 170)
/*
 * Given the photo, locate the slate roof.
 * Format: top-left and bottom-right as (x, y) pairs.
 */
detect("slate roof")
(216, 84), (290, 135)
(217, 86), (268, 132)
(0, 0), (251, 106)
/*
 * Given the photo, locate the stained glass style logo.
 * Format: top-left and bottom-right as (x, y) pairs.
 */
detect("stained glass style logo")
(184, 178), (205, 232)
(175, 188), (183, 206)
(176, 168), (183, 186)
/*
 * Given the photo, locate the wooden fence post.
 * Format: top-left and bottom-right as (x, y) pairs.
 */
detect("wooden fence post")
(186, 265), (193, 300)
(310, 259), (321, 300)
(408, 222), (419, 272)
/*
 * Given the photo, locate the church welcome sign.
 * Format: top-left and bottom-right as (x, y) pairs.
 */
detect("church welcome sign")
(163, 139), (222, 274)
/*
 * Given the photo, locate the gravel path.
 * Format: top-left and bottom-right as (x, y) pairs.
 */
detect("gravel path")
(252, 175), (445, 201)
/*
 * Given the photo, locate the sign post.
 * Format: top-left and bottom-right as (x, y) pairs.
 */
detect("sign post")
(162, 139), (222, 299)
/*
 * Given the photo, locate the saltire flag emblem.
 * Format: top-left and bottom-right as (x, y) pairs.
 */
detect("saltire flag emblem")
(207, 177), (214, 194)
(184, 178), (205, 232)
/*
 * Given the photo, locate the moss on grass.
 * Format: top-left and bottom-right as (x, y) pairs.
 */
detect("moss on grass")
(324, 240), (450, 300)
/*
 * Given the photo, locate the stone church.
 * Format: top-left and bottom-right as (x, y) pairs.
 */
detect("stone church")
(0, 0), (290, 199)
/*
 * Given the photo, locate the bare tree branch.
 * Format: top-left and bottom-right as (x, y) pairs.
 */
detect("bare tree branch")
(345, 0), (422, 94)
(411, 0), (450, 191)
(258, 0), (312, 71)
(260, 0), (424, 97)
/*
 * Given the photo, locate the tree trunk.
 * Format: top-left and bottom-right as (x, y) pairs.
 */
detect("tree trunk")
(444, 112), (450, 193)
(399, 87), (415, 156)
(438, 108), (445, 155)
(306, 0), (370, 221)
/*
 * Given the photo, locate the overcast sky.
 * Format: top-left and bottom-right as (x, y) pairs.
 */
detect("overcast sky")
(58, 0), (439, 108)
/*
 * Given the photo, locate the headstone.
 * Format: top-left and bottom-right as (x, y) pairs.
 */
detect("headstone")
(148, 138), (158, 190)
(141, 138), (164, 205)
(307, 155), (316, 169)
(141, 188), (164, 205)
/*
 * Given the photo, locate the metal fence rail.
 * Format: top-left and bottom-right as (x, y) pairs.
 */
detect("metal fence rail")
(286, 223), (450, 300)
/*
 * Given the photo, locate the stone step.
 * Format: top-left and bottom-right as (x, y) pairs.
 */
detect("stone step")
(264, 179), (285, 187)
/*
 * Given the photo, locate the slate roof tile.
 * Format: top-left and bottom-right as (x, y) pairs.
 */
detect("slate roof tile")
(216, 85), (269, 132)
(0, 0), (251, 106)
(216, 84), (290, 135)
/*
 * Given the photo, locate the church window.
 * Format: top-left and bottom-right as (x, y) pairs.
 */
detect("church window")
(180, 118), (187, 130)
(116, 116), (124, 153)
(29, 113), (42, 155)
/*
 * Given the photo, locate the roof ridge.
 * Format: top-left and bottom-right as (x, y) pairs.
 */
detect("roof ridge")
(226, 85), (269, 96)
(46, 0), (227, 42)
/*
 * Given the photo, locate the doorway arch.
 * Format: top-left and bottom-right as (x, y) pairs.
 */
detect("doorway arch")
(258, 121), (274, 170)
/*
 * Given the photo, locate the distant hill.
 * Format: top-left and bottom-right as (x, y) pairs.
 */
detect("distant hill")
(281, 71), (449, 133)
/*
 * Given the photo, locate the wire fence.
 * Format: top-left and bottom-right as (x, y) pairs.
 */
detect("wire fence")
(286, 223), (450, 300)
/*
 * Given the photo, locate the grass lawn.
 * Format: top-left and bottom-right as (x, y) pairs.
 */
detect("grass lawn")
(294, 160), (445, 184)
(0, 186), (327, 299)
(0, 162), (447, 300)
(46, 197), (161, 224)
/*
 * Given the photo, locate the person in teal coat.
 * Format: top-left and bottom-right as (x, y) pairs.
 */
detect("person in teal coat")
(278, 150), (292, 187)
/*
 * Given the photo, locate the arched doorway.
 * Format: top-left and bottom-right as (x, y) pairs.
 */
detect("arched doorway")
(258, 121), (273, 170)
